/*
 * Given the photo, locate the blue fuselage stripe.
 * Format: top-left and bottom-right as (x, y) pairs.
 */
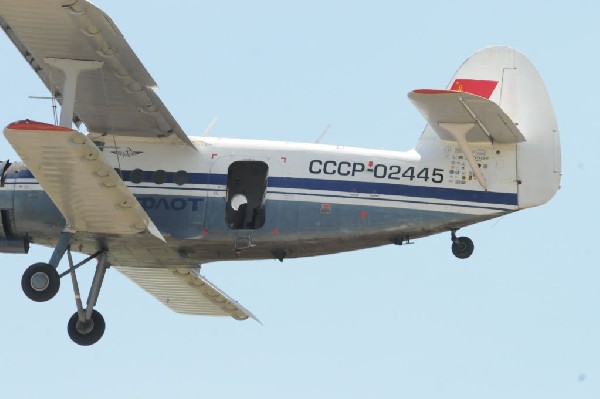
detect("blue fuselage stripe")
(268, 177), (517, 206)
(16, 169), (518, 206)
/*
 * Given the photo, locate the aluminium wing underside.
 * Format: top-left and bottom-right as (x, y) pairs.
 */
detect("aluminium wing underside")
(0, 0), (194, 147)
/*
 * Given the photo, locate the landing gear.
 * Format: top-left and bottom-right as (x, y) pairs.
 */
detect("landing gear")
(21, 262), (60, 302)
(451, 230), (474, 259)
(65, 249), (109, 346)
(20, 230), (72, 301)
(67, 309), (105, 346)
(21, 229), (110, 345)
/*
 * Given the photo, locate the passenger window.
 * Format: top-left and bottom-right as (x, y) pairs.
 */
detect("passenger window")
(131, 168), (144, 184)
(174, 170), (188, 186)
(153, 170), (166, 184)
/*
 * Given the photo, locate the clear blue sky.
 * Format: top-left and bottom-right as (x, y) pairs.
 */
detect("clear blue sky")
(0, 1), (596, 398)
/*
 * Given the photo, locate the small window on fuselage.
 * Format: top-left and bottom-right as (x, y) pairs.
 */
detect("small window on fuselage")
(174, 170), (188, 186)
(131, 168), (144, 184)
(153, 170), (166, 184)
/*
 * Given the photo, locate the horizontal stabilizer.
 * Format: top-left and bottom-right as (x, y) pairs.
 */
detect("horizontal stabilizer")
(408, 89), (525, 144)
(3, 120), (164, 240)
(116, 266), (257, 321)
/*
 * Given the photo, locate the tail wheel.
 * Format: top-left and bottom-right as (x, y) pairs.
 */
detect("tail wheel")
(452, 236), (474, 259)
(21, 262), (60, 302)
(67, 309), (106, 346)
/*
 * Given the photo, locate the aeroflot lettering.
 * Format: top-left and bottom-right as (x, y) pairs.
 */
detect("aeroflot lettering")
(309, 160), (445, 183)
(137, 197), (204, 211)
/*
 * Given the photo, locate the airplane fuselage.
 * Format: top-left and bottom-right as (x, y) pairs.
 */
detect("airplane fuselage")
(0, 135), (518, 266)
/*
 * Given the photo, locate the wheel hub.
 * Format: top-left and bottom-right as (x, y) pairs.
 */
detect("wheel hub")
(30, 272), (50, 291)
(76, 319), (95, 335)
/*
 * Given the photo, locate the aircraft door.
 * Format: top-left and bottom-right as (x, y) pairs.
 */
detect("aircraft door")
(205, 157), (281, 234)
(225, 161), (268, 230)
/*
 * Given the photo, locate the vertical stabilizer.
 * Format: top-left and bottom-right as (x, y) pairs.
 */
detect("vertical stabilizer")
(415, 46), (561, 209)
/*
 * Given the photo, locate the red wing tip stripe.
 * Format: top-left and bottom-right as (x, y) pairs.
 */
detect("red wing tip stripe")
(6, 120), (75, 132)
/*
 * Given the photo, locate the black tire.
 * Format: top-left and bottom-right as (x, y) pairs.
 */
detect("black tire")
(67, 309), (106, 346)
(452, 236), (474, 259)
(21, 262), (60, 302)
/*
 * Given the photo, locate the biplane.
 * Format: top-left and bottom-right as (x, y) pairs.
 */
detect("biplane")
(0, 0), (560, 345)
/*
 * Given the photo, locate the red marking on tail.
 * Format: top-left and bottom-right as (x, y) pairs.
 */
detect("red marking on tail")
(450, 79), (498, 99)
(272, 228), (279, 235)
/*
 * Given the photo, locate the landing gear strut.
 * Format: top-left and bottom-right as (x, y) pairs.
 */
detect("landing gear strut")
(451, 229), (474, 259)
(21, 230), (110, 345)
(64, 248), (108, 346)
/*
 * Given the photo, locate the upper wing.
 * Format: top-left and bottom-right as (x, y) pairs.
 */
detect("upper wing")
(0, 0), (194, 147)
(4, 120), (163, 240)
(116, 266), (257, 321)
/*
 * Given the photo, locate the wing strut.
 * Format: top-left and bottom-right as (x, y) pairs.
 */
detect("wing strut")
(43, 58), (104, 128)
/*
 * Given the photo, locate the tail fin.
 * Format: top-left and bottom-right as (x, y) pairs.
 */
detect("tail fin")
(414, 46), (561, 209)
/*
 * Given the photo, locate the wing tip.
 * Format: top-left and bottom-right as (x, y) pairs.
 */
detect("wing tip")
(5, 119), (75, 132)
(232, 310), (262, 324)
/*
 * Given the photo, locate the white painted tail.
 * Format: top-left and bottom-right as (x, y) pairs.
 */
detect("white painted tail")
(415, 46), (561, 209)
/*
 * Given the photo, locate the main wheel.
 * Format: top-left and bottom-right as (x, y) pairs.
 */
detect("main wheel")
(452, 236), (474, 259)
(67, 309), (106, 346)
(21, 262), (60, 302)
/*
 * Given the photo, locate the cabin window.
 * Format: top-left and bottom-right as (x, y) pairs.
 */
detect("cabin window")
(131, 168), (144, 184)
(225, 161), (268, 230)
(153, 170), (166, 184)
(174, 170), (188, 186)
